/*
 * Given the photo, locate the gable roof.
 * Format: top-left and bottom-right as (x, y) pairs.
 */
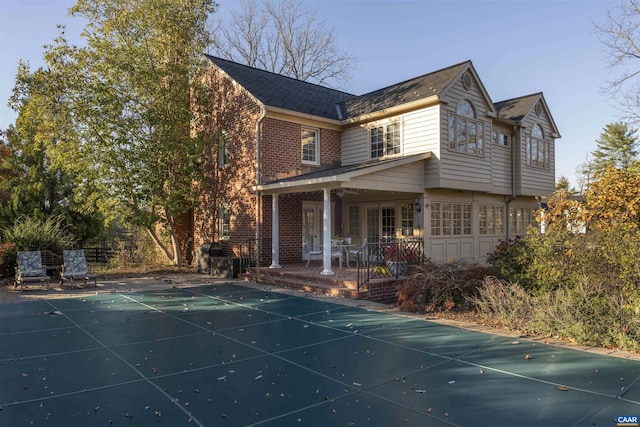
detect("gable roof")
(495, 92), (561, 137)
(205, 55), (558, 137)
(338, 61), (470, 120)
(494, 93), (541, 122)
(205, 55), (354, 121)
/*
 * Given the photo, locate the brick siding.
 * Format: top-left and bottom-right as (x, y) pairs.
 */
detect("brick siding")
(193, 63), (343, 267)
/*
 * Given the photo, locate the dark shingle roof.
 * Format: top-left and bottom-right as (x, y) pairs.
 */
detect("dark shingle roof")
(338, 61), (470, 119)
(205, 55), (354, 121)
(494, 93), (541, 122)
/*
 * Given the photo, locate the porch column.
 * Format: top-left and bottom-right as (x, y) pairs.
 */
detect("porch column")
(320, 187), (334, 275)
(270, 194), (281, 269)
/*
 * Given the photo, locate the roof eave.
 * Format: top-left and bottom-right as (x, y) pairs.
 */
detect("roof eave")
(253, 152), (432, 194)
(265, 106), (342, 130)
(341, 95), (441, 126)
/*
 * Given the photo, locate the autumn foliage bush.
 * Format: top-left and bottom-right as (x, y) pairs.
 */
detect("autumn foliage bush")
(479, 166), (640, 351)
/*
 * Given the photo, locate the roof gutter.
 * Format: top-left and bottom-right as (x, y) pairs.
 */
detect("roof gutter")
(265, 106), (342, 130)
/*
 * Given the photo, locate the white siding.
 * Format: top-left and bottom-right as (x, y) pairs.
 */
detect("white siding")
(518, 112), (556, 196)
(435, 75), (494, 190)
(348, 162), (425, 193)
(402, 106), (440, 155)
(341, 125), (369, 165)
(341, 105), (439, 167)
(490, 124), (513, 194)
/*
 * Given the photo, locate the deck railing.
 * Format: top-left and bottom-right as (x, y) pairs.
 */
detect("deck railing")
(356, 237), (424, 291)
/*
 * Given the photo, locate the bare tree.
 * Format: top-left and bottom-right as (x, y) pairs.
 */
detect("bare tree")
(576, 154), (596, 195)
(595, 0), (640, 122)
(209, 0), (356, 88)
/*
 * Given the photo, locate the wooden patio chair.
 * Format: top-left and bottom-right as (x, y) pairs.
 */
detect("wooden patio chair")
(15, 250), (50, 291)
(61, 249), (98, 288)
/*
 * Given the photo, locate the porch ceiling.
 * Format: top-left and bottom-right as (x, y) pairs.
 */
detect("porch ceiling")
(253, 152), (431, 195)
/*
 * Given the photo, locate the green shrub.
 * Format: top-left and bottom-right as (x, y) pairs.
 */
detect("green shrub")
(469, 276), (534, 332)
(0, 215), (76, 277)
(531, 280), (640, 351)
(471, 276), (640, 352)
(2, 214), (76, 253)
(486, 238), (533, 289)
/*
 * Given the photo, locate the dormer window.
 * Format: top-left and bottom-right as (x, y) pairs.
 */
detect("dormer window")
(370, 120), (401, 159)
(448, 99), (484, 156)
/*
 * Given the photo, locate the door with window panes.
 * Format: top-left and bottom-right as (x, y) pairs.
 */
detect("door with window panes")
(302, 201), (327, 261)
(366, 205), (396, 259)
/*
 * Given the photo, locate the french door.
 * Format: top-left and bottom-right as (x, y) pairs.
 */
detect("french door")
(302, 201), (324, 260)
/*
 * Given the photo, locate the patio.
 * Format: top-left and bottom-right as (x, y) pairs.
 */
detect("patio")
(1, 276), (639, 426)
(243, 262), (410, 303)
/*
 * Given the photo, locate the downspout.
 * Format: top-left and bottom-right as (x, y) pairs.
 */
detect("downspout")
(505, 124), (520, 240)
(255, 105), (266, 266)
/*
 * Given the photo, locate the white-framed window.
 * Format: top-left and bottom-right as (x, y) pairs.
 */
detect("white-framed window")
(401, 203), (414, 236)
(430, 202), (472, 236)
(449, 99), (484, 156)
(302, 127), (319, 165)
(525, 124), (549, 168)
(509, 207), (534, 235)
(349, 206), (360, 236)
(219, 206), (230, 239)
(430, 202), (441, 236)
(479, 205), (505, 235)
(492, 130), (510, 147)
(218, 131), (229, 167)
(370, 121), (401, 159)
(381, 206), (396, 238)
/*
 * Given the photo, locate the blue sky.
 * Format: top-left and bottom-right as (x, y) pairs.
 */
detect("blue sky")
(0, 0), (621, 188)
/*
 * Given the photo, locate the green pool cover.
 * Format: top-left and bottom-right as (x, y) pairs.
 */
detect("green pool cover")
(0, 283), (638, 426)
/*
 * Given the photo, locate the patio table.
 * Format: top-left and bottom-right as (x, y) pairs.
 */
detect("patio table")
(332, 240), (355, 267)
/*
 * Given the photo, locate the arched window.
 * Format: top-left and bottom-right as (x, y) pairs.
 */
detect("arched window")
(456, 99), (475, 118)
(525, 124), (549, 168)
(449, 99), (484, 156)
(532, 124), (544, 139)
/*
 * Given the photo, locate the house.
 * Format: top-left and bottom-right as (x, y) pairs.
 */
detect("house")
(193, 55), (560, 277)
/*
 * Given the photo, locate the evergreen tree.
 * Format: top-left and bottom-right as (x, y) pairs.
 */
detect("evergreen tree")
(592, 122), (639, 172)
(555, 175), (577, 195)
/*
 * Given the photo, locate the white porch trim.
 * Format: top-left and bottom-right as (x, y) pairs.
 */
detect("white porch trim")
(270, 194), (281, 268)
(320, 188), (334, 275)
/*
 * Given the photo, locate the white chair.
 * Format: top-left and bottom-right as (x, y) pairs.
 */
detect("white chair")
(330, 240), (343, 269)
(305, 238), (323, 267)
(348, 238), (367, 265)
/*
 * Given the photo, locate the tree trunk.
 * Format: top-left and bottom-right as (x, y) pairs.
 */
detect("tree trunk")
(164, 206), (182, 267)
(145, 226), (173, 263)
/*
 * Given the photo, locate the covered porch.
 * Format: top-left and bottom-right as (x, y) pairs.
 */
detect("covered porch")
(249, 154), (431, 299)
